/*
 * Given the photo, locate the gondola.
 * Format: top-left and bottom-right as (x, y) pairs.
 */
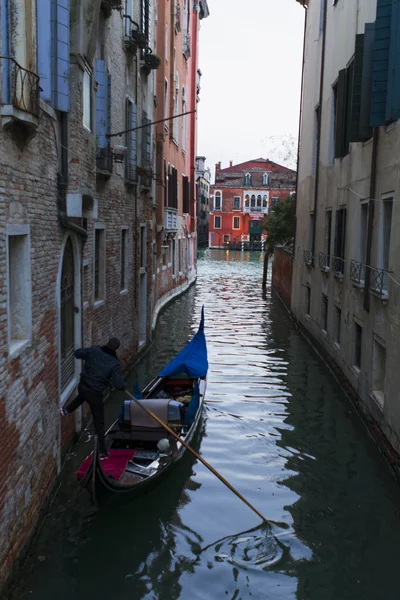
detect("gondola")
(77, 307), (208, 501)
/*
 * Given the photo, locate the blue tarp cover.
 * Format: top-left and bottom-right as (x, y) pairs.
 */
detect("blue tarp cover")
(158, 307), (208, 379)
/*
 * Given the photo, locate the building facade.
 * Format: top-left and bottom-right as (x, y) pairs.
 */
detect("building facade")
(292, 0), (400, 456)
(195, 155), (211, 247)
(0, 0), (208, 591)
(209, 159), (296, 250)
(153, 0), (209, 312)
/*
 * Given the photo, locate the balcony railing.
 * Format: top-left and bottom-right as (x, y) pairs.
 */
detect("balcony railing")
(96, 147), (113, 175)
(303, 249), (313, 266)
(319, 252), (330, 272)
(243, 206), (268, 214)
(1, 56), (40, 117)
(331, 256), (345, 277)
(368, 266), (389, 297)
(350, 259), (365, 285)
(164, 207), (178, 232)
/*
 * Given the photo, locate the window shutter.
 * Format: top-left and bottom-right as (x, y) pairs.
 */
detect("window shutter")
(387, 0), (400, 122)
(95, 60), (107, 148)
(37, 0), (52, 102)
(183, 176), (190, 213)
(370, 0), (393, 126)
(53, 0), (70, 112)
(349, 35), (364, 142)
(125, 98), (137, 180)
(107, 73), (111, 138)
(335, 69), (347, 158)
(359, 23), (375, 140)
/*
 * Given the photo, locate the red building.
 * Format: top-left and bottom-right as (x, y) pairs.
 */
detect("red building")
(209, 158), (296, 250)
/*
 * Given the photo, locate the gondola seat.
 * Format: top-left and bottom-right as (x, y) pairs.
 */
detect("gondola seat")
(119, 398), (184, 430)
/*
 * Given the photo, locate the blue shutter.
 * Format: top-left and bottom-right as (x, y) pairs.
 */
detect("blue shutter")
(359, 23), (375, 139)
(53, 0), (70, 112)
(130, 102), (137, 174)
(95, 59), (107, 148)
(1, 0), (10, 104)
(370, 0), (393, 126)
(387, 0), (400, 122)
(126, 99), (137, 180)
(37, 0), (52, 102)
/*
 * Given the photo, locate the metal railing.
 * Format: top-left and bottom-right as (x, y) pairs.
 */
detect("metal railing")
(368, 266), (389, 296)
(303, 249), (313, 266)
(350, 259), (365, 285)
(243, 206), (268, 214)
(96, 147), (114, 174)
(319, 252), (330, 271)
(1, 56), (40, 116)
(331, 256), (344, 276)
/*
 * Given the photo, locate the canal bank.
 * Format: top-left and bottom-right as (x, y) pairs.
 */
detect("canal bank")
(10, 250), (400, 600)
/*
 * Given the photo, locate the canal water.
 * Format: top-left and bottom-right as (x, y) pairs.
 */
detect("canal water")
(12, 250), (400, 600)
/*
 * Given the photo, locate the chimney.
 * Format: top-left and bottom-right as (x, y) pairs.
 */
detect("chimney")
(229, 160), (233, 168)
(215, 162), (221, 173)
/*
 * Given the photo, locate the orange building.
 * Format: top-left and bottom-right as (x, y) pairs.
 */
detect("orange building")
(209, 158), (296, 250)
(154, 0), (209, 302)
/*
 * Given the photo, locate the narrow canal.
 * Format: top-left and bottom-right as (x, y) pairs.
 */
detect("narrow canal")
(12, 250), (400, 600)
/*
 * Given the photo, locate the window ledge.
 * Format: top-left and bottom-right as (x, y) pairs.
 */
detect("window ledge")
(94, 299), (105, 309)
(352, 366), (361, 378)
(83, 301), (89, 311)
(370, 289), (389, 302)
(1, 105), (39, 130)
(60, 376), (79, 407)
(8, 339), (31, 360)
(351, 279), (365, 289)
(162, 265), (167, 271)
(334, 272), (344, 281)
(120, 289), (128, 296)
(371, 391), (384, 411)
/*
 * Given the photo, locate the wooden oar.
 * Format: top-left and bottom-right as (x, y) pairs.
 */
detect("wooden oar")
(125, 391), (277, 527)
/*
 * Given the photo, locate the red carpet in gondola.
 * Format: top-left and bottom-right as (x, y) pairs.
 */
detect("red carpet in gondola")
(76, 449), (136, 481)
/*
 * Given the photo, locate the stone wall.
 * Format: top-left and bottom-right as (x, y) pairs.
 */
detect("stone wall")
(271, 247), (294, 309)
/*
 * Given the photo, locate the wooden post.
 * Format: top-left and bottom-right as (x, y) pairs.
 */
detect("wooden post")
(262, 251), (269, 297)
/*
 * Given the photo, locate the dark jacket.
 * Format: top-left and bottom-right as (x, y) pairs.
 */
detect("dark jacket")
(74, 346), (127, 395)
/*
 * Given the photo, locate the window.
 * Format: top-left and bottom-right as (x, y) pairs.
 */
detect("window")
(257, 195), (262, 208)
(214, 191), (221, 211)
(244, 173), (252, 186)
(354, 322), (362, 371)
(121, 229), (128, 291)
(324, 209), (332, 267)
(173, 86), (179, 143)
(165, 24), (169, 61)
(182, 176), (190, 214)
(140, 225), (146, 269)
(223, 235), (230, 244)
(164, 79), (169, 122)
(359, 201), (368, 267)
(94, 227), (105, 301)
(95, 60), (111, 151)
(372, 338), (386, 407)
(214, 216), (221, 229)
(381, 199), (393, 273)
(125, 98), (137, 181)
(312, 105), (320, 176)
(251, 195), (256, 209)
(334, 305), (341, 344)
(83, 69), (92, 131)
(329, 83), (338, 164)
(124, 0), (133, 36)
(178, 238), (182, 272)
(334, 207), (346, 274)
(308, 213), (315, 253)
(37, 0), (70, 112)
(321, 294), (328, 332)
(245, 195), (250, 208)
(152, 241), (156, 277)
(263, 195), (268, 208)
(262, 173), (269, 185)
(172, 238), (176, 275)
(334, 62), (354, 159)
(233, 216), (240, 229)
(271, 197), (279, 208)
(7, 227), (32, 355)
(60, 237), (75, 391)
(305, 285), (311, 316)
(233, 196), (240, 210)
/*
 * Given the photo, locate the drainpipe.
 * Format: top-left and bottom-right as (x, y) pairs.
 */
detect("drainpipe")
(293, 1), (308, 258)
(363, 126), (379, 312)
(312, 0), (328, 262)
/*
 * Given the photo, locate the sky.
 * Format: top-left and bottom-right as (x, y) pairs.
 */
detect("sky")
(197, 0), (305, 180)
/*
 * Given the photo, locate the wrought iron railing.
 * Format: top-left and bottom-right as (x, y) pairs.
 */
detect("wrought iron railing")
(350, 259), (365, 285)
(319, 252), (330, 271)
(331, 256), (344, 276)
(243, 206), (268, 213)
(1, 56), (40, 117)
(304, 249), (313, 266)
(368, 266), (389, 296)
(96, 147), (114, 174)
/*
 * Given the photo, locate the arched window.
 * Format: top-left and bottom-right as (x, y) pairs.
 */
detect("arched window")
(215, 191), (221, 210)
(257, 194), (262, 208)
(251, 194), (256, 208)
(244, 172), (252, 186)
(245, 194), (249, 207)
(263, 195), (268, 208)
(263, 173), (269, 185)
(60, 238), (75, 392)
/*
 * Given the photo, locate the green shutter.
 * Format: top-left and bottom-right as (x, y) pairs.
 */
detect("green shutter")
(387, 0), (400, 122)
(335, 70), (347, 158)
(370, 0), (393, 126)
(349, 35), (364, 142)
(359, 23), (375, 140)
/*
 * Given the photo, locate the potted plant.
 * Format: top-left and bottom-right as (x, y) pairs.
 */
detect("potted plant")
(143, 52), (161, 71)
(130, 28), (147, 49)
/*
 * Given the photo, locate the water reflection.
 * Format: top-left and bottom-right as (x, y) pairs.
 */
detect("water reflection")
(13, 250), (400, 600)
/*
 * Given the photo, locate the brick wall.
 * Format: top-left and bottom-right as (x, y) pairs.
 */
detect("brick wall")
(272, 246), (294, 308)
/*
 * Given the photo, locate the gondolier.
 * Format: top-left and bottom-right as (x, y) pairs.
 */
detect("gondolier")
(61, 338), (127, 458)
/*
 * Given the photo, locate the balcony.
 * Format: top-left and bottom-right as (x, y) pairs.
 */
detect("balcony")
(319, 252), (330, 272)
(96, 147), (113, 177)
(303, 249), (313, 267)
(164, 207), (178, 232)
(350, 259), (365, 286)
(1, 57), (40, 129)
(368, 266), (389, 298)
(183, 33), (191, 59)
(331, 256), (344, 278)
(243, 206), (268, 214)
